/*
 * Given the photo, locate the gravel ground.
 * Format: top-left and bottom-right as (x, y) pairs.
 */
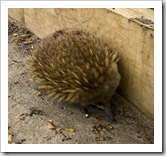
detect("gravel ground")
(8, 16), (154, 144)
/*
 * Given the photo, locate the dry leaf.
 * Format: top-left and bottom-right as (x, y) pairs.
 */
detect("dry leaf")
(47, 120), (62, 133)
(11, 36), (20, 42)
(24, 40), (34, 45)
(48, 122), (55, 130)
(95, 137), (105, 141)
(66, 127), (75, 132)
(17, 113), (25, 120)
(47, 120), (56, 130)
(96, 127), (102, 132)
(93, 124), (105, 133)
(8, 129), (15, 144)
(24, 38), (34, 45)
(55, 127), (62, 132)
(20, 34), (31, 38)
(8, 133), (13, 143)
(108, 125), (113, 129)
(35, 90), (42, 96)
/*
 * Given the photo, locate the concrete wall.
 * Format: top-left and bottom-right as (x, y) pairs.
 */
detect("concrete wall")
(8, 8), (154, 119)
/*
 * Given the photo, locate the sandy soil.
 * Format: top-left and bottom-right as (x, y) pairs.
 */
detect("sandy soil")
(8, 16), (154, 144)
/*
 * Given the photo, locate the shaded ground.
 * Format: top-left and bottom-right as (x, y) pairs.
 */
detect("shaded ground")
(8, 16), (154, 144)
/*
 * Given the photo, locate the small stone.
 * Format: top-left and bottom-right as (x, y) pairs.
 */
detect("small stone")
(85, 114), (89, 118)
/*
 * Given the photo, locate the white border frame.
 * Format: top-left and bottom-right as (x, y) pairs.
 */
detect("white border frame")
(1, 0), (162, 152)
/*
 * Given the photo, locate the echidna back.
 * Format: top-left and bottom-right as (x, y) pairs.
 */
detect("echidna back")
(27, 29), (120, 105)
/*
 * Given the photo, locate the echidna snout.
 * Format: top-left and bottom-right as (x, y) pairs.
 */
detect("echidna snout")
(27, 29), (121, 122)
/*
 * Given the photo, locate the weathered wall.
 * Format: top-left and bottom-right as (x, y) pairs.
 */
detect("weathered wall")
(8, 8), (154, 119)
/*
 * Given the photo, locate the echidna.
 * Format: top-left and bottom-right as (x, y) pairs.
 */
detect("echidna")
(27, 29), (121, 122)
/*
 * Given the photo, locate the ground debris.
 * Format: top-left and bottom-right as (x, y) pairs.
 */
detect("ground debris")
(10, 32), (34, 44)
(95, 137), (106, 141)
(16, 139), (26, 144)
(48, 120), (57, 130)
(8, 132), (14, 144)
(92, 124), (106, 133)
(47, 120), (62, 134)
(8, 16), (40, 53)
(108, 125), (113, 129)
(17, 108), (45, 121)
(10, 35), (21, 42)
(62, 137), (72, 141)
(129, 16), (154, 28)
(29, 107), (45, 116)
(34, 90), (42, 96)
(20, 34), (31, 38)
(66, 127), (75, 132)
(17, 113), (26, 121)
(24, 38), (34, 45)
(134, 16), (154, 25)
(8, 127), (15, 144)
(55, 127), (62, 133)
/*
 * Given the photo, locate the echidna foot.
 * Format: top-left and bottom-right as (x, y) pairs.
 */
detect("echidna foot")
(81, 105), (92, 115)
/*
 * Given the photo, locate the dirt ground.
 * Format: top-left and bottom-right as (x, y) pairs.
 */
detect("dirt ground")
(8, 16), (154, 144)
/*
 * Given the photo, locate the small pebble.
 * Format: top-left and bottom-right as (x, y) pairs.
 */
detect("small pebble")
(85, 114), (89, 118)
